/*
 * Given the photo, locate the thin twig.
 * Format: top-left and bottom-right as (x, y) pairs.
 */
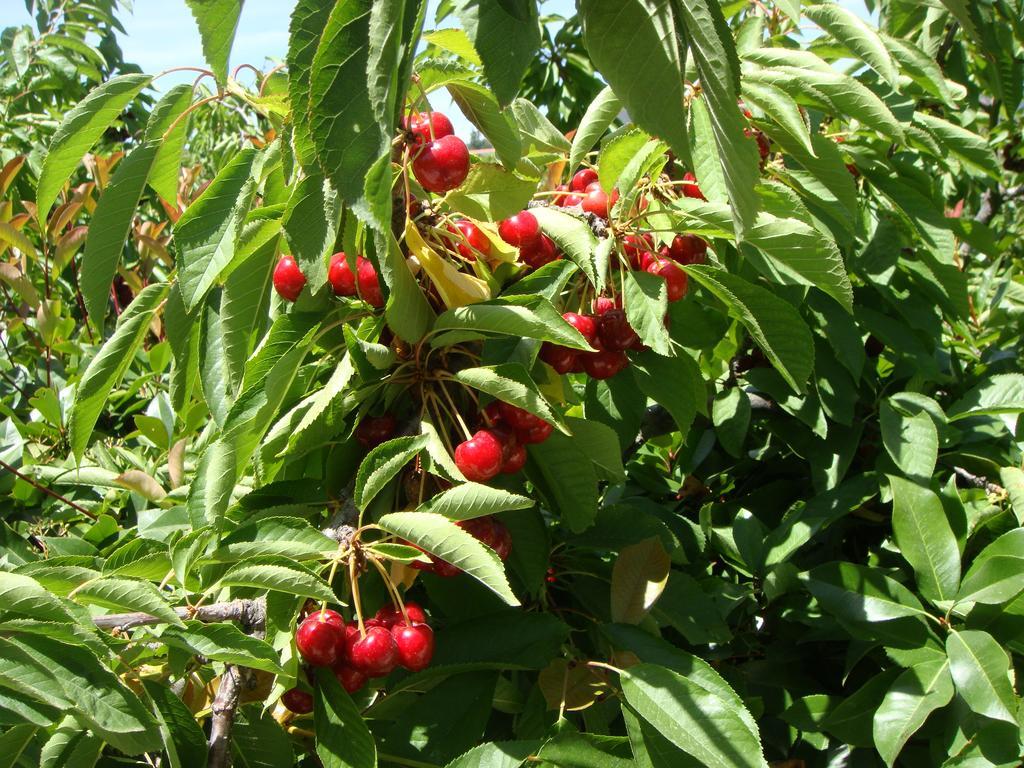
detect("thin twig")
(91, 598), (266, 632)
(207, 665), (247, 768)
(0, 459), (97, 518)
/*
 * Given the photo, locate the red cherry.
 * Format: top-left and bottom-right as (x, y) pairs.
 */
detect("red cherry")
(563, 312), (601, 349)
(646, 259), (689, 302)
(501, 443), (527, 474)
(355, 414), (397, 449)
(328, 252), (357, 296)
(392, 623), (435, 672)
(581, 183), (618, 219)
(432, 558), (461, 578)
(559, 192), (584, 208)
(273, 256), (306, 302)
(448, 219), (491, 261)
(598, 309), (640, 352)
(281, 688), (313, 714)
(521, 234), (559, 268)
(497, 402), (546, 432)
(483, 399), (504, 426)
(346, 625), (399, 677)
(498, 211), (542, 249)
(668, 234), (707, 265)
(412, 134), (470, 194)
(516, 421), (553, 445)
(583, 350), (629, 380)
(540, 343), (577, 374)
(489, 518), (512, 560)
(296, 610), (346, 667)
(552, 183), (570, 205)
(405, 111), (454, 145)
(356, 257), (384, 308)
(454, 429), (505, 482)
(333, 664), (368, 694)
(592, 296), (619, 315)
(488, 422), (518, 461)
(376, 601), (427, 628)
(622, 233), (654, 269)
(681, 172), (706, 201)
(570, 168), (599, 192)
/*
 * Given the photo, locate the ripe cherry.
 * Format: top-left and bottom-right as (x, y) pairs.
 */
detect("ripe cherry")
(583, 350), (629, 380)
(681, 172), (706, 201)
(563, 312), (601, 349)
(522, 234), (559, 268)
(356, 414), (396, 449)
(622, 233), (654, 269)
(281, 688), (313, 714)
(756, 131), (770, 161)
(328, 252), (357, 296)
(392, 623), (435, 672)
(296, 610), (346, 667)
(333, 664), (368, 694)
(516, 421), (553, 445)
(559, 192), (584, 208)
(489, 519), (513, 560)
(346, 625), (399, 677)
(501, 443), (527, 474)
(540, 343), (577, 374)
(273, 255), (306, 302)
(405, 111), (454, 145)
(497, 402), (546, 432)
(454, 429), (505, 482)
(357, 257), (385, 308)
(498, 211), (541, 249)
(552, 184), (570, 205)
(646, 259), (689, 302)
(412, 134), (470, 194)
(376, 601), (427, 628)
(598, 309), (640, 352)
(593, 295), (620, 315)
(581, 182), (618, 219)
(448, 219), (491, 261)
(667, 234), (707, 265)
(570, 168), (599, 192)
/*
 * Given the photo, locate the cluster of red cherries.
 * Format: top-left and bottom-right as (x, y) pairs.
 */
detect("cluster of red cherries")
(409, 514), (512, 577)
(451, 400), (552, 483)
(281, 601), (434, 714)
(271, 250), (387, 306)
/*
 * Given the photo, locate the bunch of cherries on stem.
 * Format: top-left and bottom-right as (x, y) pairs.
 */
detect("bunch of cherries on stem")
(451, 400), (553, 483)
(270, 250), (387, 307)
(405, 110), (471, 195)
(282, 600), (435, 714)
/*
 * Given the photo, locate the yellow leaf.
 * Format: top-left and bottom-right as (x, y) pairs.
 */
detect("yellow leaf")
(538, 658), (610, 712)
(610, 537), (670, 624)
(405, 221), (490, 308)
(471, 219), (519, 263)
(115, 469), (167, 502)
(0, 221), (34, 254)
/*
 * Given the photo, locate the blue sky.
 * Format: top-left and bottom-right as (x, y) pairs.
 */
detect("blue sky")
(2, 1), (874, 137)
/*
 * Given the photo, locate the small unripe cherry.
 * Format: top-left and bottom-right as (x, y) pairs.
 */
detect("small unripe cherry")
(454, 429), (505, 482)
(448, 219), (491, 261)
(328, 252), (357, 296)
(412, 134), (470, 194)
(346, 625), (399, 677)
(356, 257), (384, 308)
(570, 168), (599, 192)
(405, 111), (454, 145)
(281, 688), (313, 714)
(498, 211), (541, 248)
(273, 255), (306, 302)
(392, 623), (435, 672)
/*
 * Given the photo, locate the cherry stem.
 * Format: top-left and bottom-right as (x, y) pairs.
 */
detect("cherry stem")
(368, 555), (409, 625)
(319, 544), (348, 616)
(437, 380), (473, 440)
(348, 555), (366, 637)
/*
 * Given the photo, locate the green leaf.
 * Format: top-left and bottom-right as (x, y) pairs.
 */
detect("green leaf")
(740, 80), (814, 155)
(621, 663), (769, 768)
(511, 98), (571, 153)
(525, 432), (598, 533)
(565, 416), (626, 484)
(419, 483), (533, 521)
(447, 81), (522, 169)
(69, 283), (168, 461)
(530, 207), (602, 289)
(376, 229), (435, 343)
(945, 629), (1018, 724)
(805, 562), (932, 622)
(423, 29), (482, 65)
(220, 235), (278, 393)
(880, 403), (939, 482)
(314, 668), (377, 768)
(145, 83), (194, 202)
(0, 726), (36, 768)
(948, 374), (1024, 420)
(445, 163), (538, 222)
(40, 716), (104, 768)
(598, 130), (651, 196)
(685, 266), (814, 393)
(175, 149), (257, 310)
(288, 0), (334, 168)
(218, 560), (338, 603)
(164, 622), (284, 674)
(73, 577), (184, 627)
(570, 86), (622, 170)
(805, 4), (899, 89)
(579, 1), (688, 161)
(713, 388), (751, 457)
(889, 475), (960, 604)
(355, 434), (430, 511)
(872, 659), (954, 768)
(453, 363), (566, 431)
(956, 529), (1024, 606)
(453, 1), (541, 106)
(184, 0), (242, 85)
(211, 517), (336, 563)
(282, 173), (339, 294)
(37, 74), (151, 219)
(914, 113), (999, 179)
(631, 350), (704, 436)
(377, 511), (519, 605)
(143, 680), (208, 768)
(0, 572), (73, 623)
(82, 141), (159, 323)
(623, 270), (671, 355)
(433, 296), (593, 349)
(444, 741), (539, 768)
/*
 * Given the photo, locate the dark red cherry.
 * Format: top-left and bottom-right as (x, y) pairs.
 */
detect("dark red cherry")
(570, 168), (599, 192)
(273, 255), (306, 302)
(501, 443), (527, 474)
(516, 421), (553, 445)
(521, 234), (559, 268)
(489, 519), (513, 560)
(355, 414), (397, 449)
(376, 601), (427, 628)
(346, 625), (399, 677)
(295, 610), (346, 667)
(333, 664), (368, 694)
(540, 343), (577, 374)
(357, 257), (385, 308)
(412, 134), (470, 194)
(646, 258), (689, 302)
(667, 234), (707, 265)
(563, 312), (601, 349)
(454, 429), (505, 482)
(405, 111), (454, 145)
(592, 295), (619, 315)
(598, 309), (640, 352)
(681, 172), (706, 201)
(583, 350), (629, 380)
(622, 233), (654, 269)
(328, 252), (357, 296)
(498, 211), (541, 249)
(497, 402), (546, 432)
(392, 623), (435, 672)
(281, 688), (313, 714)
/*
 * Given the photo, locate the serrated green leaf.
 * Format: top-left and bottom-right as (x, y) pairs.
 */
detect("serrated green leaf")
(0, 572), (73, 623)
(529, 207), (602, 290)
(184, 0), (242, 85)
(419, 483), (533, 520)
(145, 83), (194, 202)
(434, 296), (593, 349)
(623, 270), (671, 355)
(143, 680), (208, 768)
(454, 1), (540, 107)
(453, 363), (566, 432)
(164, 622), (283, 674)
(218, 560), (337, 603)
(447, 81), (522, 169)
(805, 4), (900, 89)
(315, 668), (377, 768)
(570, 86), (622, 170)
(74, 577), (183, 627)
(355, 434), (429, 511)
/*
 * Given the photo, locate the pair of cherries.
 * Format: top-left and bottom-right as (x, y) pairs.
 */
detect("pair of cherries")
(553, 168), (619, 219)
(497, 210), (561, 269)
(409, 515), (512, 577)
(406, 111), (470, 195)
(271, 251), (385, 308)
(453, 401), (553, 482)
(283, 602), (435, 713)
